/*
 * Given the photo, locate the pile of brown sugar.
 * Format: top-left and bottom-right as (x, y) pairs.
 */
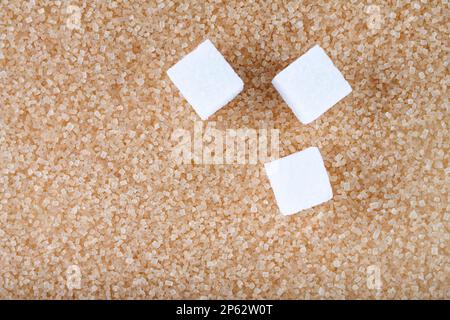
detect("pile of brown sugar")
(0, 1), (448, 299)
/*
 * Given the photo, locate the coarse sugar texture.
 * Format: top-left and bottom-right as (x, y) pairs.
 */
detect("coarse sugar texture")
(265, 147), (333, 215)
(0, 1), (448, 300)
(272, 45), (352, 124)
(167, 39), (244, 120)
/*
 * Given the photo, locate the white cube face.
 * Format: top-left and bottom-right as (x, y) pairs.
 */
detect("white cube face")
(264, 147), (333, 215)
(167, 39), (244, 120)
(272, 45), (352, 124)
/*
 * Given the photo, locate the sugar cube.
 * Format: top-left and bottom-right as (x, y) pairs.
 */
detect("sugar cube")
(272, 45), (352, 124)
(264, 147), (333, 215)
(167, 39), (244, 120)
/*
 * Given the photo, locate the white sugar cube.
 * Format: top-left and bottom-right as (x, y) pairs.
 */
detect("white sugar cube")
(264, 147), (333, 215)
(167, 39), (244, 120)
(272, 45), (352, 124)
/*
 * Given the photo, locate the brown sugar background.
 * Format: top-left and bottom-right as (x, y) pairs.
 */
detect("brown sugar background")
(0, 0), (448, 299)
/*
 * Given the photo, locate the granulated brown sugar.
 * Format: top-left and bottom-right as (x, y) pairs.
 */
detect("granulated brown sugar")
(0, 0), (448, 299)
